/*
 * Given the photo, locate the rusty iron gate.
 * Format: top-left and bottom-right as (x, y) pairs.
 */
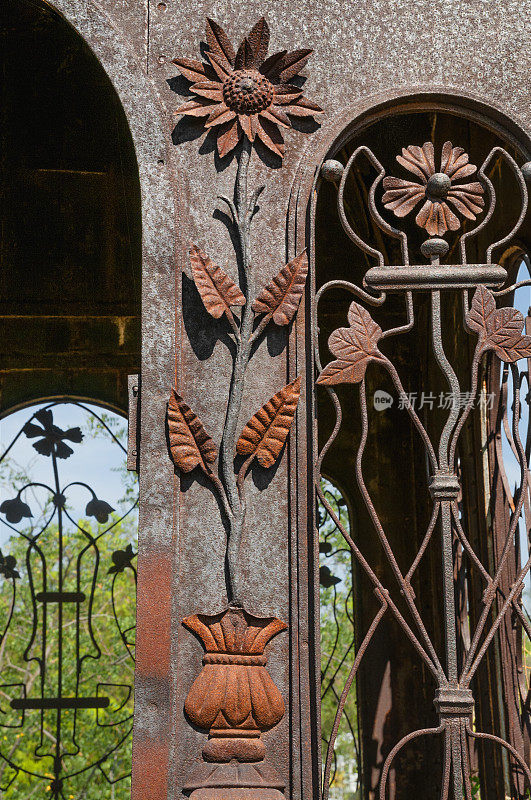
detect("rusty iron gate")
(315, 141), (531, 799)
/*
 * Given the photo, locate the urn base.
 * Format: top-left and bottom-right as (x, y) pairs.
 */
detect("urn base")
(184, 760), (285, 800)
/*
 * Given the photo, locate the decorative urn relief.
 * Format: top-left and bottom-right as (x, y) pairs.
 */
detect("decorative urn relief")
(169, 15), (322, 800)
(183, 608), (287, 764)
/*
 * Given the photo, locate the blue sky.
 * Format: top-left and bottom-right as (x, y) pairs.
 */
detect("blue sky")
(0, 402), (138, 548)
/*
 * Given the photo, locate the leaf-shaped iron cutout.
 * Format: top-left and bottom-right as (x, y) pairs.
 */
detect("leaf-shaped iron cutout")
(168, 390), (218, 473)
(317, 301), (384, 385)
(190, 245), (245, 321)
(252, 250), (308, 325)
(467, 285), (531, 363)
(236, 376), (301, 468)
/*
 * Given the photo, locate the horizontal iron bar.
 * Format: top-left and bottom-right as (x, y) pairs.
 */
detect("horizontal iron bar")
(36, 591), (86, 603)
(11, 697), (110, 710)
(364, 264), (507, 291)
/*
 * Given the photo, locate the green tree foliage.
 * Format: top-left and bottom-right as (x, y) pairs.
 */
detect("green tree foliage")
(0, 406), (137, 798)
(319, 480), (360, 800)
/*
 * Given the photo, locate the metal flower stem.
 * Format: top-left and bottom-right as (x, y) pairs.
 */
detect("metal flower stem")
(430, 289), (460, 686)
(219, 138), (257, 606)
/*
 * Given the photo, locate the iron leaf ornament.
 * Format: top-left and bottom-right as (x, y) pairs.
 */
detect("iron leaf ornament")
(317, 301), (384, 385)
(168, 20), (319, 795)
(467, 284), (531, 362)
(167, 390), (218, 473)
(189, 244), (246, 321)
(236, 377), (302, 468)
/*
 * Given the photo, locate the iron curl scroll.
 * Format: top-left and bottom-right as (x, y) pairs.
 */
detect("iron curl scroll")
(316, 140), (531, 800)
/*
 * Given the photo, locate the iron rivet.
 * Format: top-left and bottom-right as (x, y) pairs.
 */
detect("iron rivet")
(521, 161), (531, 182)
(158, 55), (166, 64)
(321, 159), (344, 183)
(157, 1), (167, 9)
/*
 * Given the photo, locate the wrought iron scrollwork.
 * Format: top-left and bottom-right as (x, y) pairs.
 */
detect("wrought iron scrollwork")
(0, 401), (138, 798)
(317, 142), (531, 799)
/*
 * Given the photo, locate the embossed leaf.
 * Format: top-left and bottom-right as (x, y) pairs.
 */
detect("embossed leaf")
(236, 377), (301, 468)
(168, 390), (217, 472)
(317, 301), (383, 385)
(251, 250), (308, 325)
(467, 285), (531, 362)
(190, 245), (245, 320)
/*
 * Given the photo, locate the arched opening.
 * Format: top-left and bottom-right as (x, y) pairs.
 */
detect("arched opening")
(0, 0), (141, 414)
(313, 99), (531, 799)
(0, 0), (141, 796)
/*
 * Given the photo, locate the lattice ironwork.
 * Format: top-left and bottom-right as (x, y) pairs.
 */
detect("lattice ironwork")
(0, 401), (138, 798)
(316, 142), (531, 799)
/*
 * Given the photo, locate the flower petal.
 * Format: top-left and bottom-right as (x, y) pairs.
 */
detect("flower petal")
(451, 163), (477, 180)
(55, 440), (74, 460)
(259, 49), (287, 78)
(447, 187), (485, 216)
(35, 408), (53, 429)
(205, 51), (233, 81)
(277, 49), (313, 82)
(235, 37), (256, 70)
(441, 201), (461, 231)
(172, 57), (212, 83)
(256, 115), (285, 159)
(272, 84), (303, 104)
(238, 113), (256, 141)
(205, 18), (236, 68)
(396, 143), (434, 181)
(383, 188), (424, 216)
(261, 107), (291, 128)
(440, 142), (474, 178)
(247, 17), (270, 66)
(449, 181), (484, 198)
(382, 177), (423, 191)
(175, 100), (218, 117)
(33, 438), (53, 457)
(284, 96), (323, 117)
(190, 81), (224, 100)
(446, 194), (477, 219)
(205, 107), (236, 127)
(174, 100), (219, 117)
(64, 427), (83, 443)
(22, 421), (45, 439)
(216, 118), (242, 158)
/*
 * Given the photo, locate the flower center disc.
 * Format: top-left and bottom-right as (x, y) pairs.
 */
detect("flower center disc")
(223, 69), (274, 114)
(427, 172), (452, 200)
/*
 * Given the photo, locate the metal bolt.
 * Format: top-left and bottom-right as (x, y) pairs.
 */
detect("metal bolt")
(321, 159), (344, 183)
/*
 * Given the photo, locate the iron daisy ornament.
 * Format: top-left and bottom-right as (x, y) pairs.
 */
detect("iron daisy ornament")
(382, 141), (485, 237)
(173, 17), (323, 159)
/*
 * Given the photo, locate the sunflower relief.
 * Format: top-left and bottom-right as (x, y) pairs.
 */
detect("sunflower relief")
(173, 17), (322, 158)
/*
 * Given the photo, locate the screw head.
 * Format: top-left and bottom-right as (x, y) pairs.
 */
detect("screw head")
(426, 172), (451, 199)
(321, 159), (344, 183)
